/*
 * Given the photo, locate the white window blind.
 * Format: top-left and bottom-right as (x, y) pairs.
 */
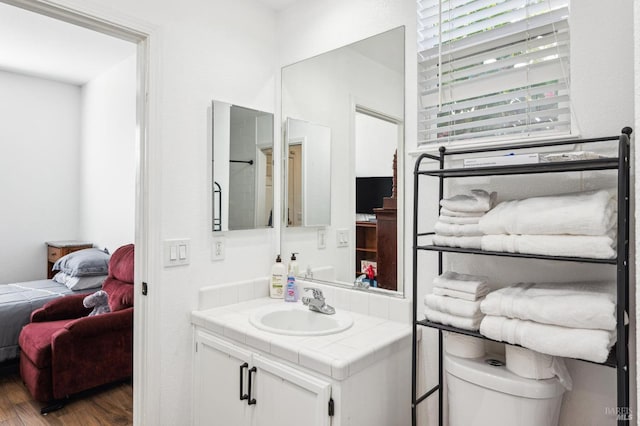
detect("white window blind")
(418, 0), (570, 145)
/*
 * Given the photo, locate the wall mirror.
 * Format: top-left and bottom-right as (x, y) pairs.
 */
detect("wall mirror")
(281, 26), (405, 295)
(212, 101), (274, 231)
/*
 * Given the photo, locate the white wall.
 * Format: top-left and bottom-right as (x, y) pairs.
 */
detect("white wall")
(277, 0), (635, 425)
(0, 70), (81, 283)
(80, 53), (137, 252)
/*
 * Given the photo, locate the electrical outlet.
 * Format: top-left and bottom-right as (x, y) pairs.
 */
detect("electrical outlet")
(336, 229), (349, 248)
(317, 229), (327, 249)
(212, 237), (225, 261)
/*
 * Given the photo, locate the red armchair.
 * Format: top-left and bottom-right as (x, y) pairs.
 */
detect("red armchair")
(19, 244), (134, 411)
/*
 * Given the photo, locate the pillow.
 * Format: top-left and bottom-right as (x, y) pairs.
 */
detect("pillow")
(53, 272), (107, 291)
(52, 248), (110, 277)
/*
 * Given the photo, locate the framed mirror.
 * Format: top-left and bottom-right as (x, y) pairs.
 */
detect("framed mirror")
(281, 26), (405, 294)
(212, 101), (274, 231)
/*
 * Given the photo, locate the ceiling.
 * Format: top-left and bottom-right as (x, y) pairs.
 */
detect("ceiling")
(255, 0), (300, 11)
(0, 2), (136, 86)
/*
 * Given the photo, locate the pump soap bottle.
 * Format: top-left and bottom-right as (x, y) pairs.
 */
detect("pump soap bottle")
(288, 252), (299, 277)
(270, 255), (285, 299)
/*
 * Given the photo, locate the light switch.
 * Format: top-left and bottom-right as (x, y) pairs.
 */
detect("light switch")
(163, 239), (191, 267)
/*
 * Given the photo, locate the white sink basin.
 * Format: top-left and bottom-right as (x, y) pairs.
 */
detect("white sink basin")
(249, 303), (353, 336)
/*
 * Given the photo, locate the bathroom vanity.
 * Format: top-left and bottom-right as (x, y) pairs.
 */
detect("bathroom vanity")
(191, 280), (412, 426)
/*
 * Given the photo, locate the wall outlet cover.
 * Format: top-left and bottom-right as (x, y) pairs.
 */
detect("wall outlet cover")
(212, 237), (225, 261)
(336, 229), (349, 248)
(317, 229), (327, 249)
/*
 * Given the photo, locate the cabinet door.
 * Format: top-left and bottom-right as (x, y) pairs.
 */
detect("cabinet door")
(251, 353), (332, 426)
(193, 330), (253, 426)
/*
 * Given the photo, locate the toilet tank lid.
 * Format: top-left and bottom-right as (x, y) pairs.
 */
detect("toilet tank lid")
(445, 354), (566, 399)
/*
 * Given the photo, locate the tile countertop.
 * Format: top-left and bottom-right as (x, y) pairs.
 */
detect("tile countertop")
(191, 297), (413, 381)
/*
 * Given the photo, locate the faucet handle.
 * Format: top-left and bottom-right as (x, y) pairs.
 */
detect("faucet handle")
(303, 287), (324, 300)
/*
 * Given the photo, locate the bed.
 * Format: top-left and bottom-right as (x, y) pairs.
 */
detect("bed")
(0, 279), (95, 363)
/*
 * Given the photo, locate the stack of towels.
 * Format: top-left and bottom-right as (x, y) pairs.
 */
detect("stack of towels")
(433, 189), (497, 250)
(424, 271), (490, 331)
(478, 189), (617, 259)
(479, 281), (619, 363)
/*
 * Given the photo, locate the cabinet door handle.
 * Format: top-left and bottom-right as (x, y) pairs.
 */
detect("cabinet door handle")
(239, 362), (249, 401)
(247, 366), (257, 405)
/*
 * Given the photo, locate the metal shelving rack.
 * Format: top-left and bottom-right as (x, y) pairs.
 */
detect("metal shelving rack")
(411, 129), (631, 426)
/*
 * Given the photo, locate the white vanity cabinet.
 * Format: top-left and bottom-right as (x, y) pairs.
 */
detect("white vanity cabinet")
(193, 329), (332, 426)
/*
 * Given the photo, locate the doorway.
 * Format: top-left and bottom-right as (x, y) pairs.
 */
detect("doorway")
(354, 106), (403, 291)
(0, 0), (149, 422)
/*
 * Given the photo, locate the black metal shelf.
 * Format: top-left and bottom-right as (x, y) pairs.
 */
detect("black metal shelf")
(417, 320), (618, 368)
(416, 157), (619, 178)
(417, 244), (617, 265)
(411, 130), (631, 426)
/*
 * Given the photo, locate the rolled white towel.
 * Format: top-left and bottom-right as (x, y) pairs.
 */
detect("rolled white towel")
(432, 235), (482, 250)
(480, 234), (616, 259)
(424, 307), (483, 331)
(480, 281), (616, 330)
(480, 315), (615, 363)
(424, 293), (483, 318)
(440, 208), (485, 218)
(438, 215), (481, 225)
(440, 189), (497, 213)
(433, 271), (490, 297)
(434, 221), (483, 236)
(479, 189), (617, 236)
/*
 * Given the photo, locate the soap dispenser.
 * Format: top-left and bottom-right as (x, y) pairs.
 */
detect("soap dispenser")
(288, 252), (299, 277)
(270, 255), (285, 299)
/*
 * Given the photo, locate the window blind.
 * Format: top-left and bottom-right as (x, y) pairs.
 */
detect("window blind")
(418, 0), (570, 145)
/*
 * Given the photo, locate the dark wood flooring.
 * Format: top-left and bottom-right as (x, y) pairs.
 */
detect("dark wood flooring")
(0, 370), (132, 425)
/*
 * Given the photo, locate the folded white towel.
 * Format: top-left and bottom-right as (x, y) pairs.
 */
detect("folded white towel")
(434, 221), (483, 236)
(432, 235), (482, 250)
(479, 189), (617, 236)
(433, 271), (490, 296)
(424, 294), (483, 318)
(433, 287), (489, 302)
(424, 307), (483, 331)
(440, 189), (497, 213)
(440, 208), (485, 218)
(438, 215), (481, 225)
(481, 234), (616, 259)
(481, 281), (616, 330)
(480, 315), (614, 363)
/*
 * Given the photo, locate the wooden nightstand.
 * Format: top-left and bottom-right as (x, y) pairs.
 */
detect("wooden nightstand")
(46, 241), (93, 279)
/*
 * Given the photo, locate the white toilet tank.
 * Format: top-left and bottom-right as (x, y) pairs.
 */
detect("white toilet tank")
(445, 353), (566, 426)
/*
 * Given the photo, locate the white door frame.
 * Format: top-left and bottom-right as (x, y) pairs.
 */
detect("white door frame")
(0, 0), (155, 423)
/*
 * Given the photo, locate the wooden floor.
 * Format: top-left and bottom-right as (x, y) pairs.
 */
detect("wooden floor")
(0, 371), (132, 426)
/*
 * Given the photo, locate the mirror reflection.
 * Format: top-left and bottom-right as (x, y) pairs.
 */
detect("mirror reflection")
(212, 101), (274, 231)
(286, 118), (332, 227)
(281, 26), (405, 294)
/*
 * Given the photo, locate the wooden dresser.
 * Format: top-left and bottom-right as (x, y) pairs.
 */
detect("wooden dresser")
(46, 241), (93, 279)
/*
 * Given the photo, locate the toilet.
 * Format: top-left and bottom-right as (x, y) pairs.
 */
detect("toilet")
(445, 353), (566, 426)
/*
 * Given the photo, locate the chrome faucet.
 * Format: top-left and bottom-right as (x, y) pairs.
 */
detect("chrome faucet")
(354, 274), (370, 290)
(302, 288), (335, 315)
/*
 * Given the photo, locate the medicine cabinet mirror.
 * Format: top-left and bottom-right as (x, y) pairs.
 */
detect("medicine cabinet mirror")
(211, 101), (274, 231)
(280, 26), (405, 295)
